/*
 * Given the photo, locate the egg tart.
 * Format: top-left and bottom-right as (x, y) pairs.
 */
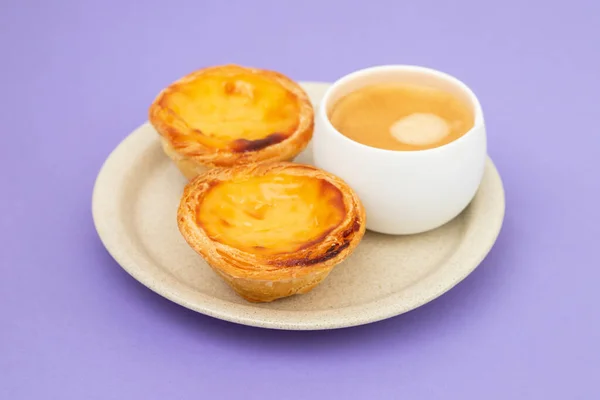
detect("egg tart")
(148, 64), (314, 180)
(177, 162), (366, 303)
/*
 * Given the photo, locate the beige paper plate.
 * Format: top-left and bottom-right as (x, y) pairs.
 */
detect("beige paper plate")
(92, 82), (505, 330)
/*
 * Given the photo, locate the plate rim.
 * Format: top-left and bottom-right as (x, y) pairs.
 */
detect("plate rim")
(92, 81), (506, 330)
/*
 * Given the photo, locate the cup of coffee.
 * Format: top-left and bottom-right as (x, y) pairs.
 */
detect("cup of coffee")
(313, 65), (487, 235)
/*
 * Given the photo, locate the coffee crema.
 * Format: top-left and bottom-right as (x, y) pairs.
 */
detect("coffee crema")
(328, 83), (475, 151)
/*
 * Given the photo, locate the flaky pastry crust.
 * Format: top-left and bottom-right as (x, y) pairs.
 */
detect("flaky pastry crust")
(177, 162), (366, 303)
(149, 64), (314, 180)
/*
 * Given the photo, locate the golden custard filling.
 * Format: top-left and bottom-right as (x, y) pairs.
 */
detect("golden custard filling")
(163, 72), (301, 151)
(197, 174), (346, 255)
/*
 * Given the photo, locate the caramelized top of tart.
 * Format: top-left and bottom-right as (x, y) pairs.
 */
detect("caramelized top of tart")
(197, 173), (346, 256)
(156, 66), (302, 152)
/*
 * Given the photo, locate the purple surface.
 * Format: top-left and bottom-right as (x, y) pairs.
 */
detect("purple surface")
(1, 0), (599, 398)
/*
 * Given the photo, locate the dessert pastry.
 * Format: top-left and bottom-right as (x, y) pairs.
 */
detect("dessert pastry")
(177, 162), (366, 303)
(148, 64), (314, 179)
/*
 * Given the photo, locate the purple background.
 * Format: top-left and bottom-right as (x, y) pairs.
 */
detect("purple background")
(2, 0), (599, 398)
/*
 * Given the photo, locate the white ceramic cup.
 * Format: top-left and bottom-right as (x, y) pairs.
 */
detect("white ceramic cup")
(313, 65), (487, 235)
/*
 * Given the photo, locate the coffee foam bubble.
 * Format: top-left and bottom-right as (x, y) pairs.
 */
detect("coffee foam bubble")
(389, 113), (450, 146)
